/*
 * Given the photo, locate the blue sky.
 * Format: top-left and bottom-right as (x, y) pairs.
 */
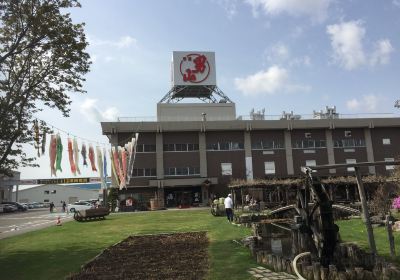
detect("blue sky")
(19, 0), (400, 181)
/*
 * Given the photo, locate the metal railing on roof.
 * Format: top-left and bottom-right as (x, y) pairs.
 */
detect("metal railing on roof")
(117, 116), (157, 122)
(116, 113), (400, 122)
(237, 113), (400, 121)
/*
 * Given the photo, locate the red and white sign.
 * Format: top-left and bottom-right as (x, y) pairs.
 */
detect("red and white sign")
(171, 51), (216, 86)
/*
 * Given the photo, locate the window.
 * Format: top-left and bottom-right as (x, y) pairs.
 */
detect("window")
(305, 132), (311, 138)
(251, 140), (283, 150)
(334, 139), (365, 148)
(136, 144), (156, 152)
(383, 138), (391, 145)
(164, 167), (199, 176)
(345, 131), (352, 137)
(264, 161), (275, 175)
(306, 160), (316, 167)
(385, 158), (395, 170)
(207, 142), (244, 151)
(163, 143), (199, 152)
(294, 140), (326, 149)
(51, 190), (56, 194)
(346, 159), (356, 172)
(44, 190), (49, 194)
(44, 199), (49, 203)
(132, 168), (156, 177)
(221, 163), (232, 175)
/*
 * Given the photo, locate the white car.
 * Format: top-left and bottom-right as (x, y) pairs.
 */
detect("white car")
(67, 202), (94, 212)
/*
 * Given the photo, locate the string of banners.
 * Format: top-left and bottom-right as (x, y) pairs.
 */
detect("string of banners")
(33, 120), (139, 190)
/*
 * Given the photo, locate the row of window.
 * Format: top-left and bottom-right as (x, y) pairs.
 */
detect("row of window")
(221, 158), (395, 177)
(334, 139), (365, 148)
(132, 168), (157, 177)
(251, 141), (284, 150)
(164, 167), (200, 176)
(131, 157), (396, 178)
(135, 138), (392, 153)
(206, 142), (244, 151)
(163, 143), (199, 151)
(293, 140), (326, 149)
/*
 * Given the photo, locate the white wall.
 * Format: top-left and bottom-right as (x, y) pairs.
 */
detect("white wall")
(157, 103), (236, 121)
(12, 184), (99, 207)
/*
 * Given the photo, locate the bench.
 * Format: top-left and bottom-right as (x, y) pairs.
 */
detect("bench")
(73, 207), (110, 222)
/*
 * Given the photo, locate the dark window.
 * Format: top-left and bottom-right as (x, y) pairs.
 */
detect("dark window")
(136, 145), (143, 152)
(295, 139), (326, 149)
(51, 190), (56, 194)
(44, 199), (49, 203)
(144, 144), (156, 152)
(132, 169), (138, 177)
(137, 169), (144, 176)
(334, 139), (365, 148)
(44, 190), (49, 194)
(207, 141), (244, 150)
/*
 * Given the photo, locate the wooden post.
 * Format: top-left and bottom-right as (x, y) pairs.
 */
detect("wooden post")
(355, 167), (377, 257)
(241, 187), (244, 211)
(328, 185), (334, 201)
(386, 214), (396, 257)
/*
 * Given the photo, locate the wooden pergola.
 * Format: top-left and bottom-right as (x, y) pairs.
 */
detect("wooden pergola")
(229, 161), (400, 259)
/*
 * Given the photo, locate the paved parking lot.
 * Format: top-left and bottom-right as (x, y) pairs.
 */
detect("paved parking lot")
(0, 208), (73, 239)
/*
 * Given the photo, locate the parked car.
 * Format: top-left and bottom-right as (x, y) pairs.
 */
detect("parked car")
(28, 202), (45, 209)
(68, 202), (94, 212)
(1, 204), (18, 213)
(1, 202), (28, 211)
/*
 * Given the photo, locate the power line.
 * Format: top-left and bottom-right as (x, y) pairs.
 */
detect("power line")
(35, 117), (110, 146)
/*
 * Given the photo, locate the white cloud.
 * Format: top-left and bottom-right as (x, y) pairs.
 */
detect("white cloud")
(370, 39), (394, 66)
(234, 65), (310, 96)
(327, 21), (394, 70)
(263, 42), (290, 64)
(346, 98), (360, 111)
(79, 98), (119, 123)
(215, 0), (238, 19)
(326, 20), (366, 70)
(245, 0), (332, 22)
(264, 43), (311, 67)
(104, 56), (115, 63)
(291, 26), (304, 38)
(346, 94), (380, 112)
(88, 35), (137, 49)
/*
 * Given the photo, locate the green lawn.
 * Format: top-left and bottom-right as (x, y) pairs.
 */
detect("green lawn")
(0, 209), (257, 280)
(337, 218), (400, 263)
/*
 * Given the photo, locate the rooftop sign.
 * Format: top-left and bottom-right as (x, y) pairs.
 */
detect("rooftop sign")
(171, 51), (216, 87)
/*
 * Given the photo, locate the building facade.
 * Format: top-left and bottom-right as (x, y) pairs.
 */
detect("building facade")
(102, 115), (400, 207)
(101, 51), (400, 208)
(12, 184), (100, 207)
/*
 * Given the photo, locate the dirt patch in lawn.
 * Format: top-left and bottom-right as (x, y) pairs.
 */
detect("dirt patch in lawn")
(67, 231), (209, 280)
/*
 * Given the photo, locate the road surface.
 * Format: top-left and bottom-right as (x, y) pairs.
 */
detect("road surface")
(0, 208), (73, 239)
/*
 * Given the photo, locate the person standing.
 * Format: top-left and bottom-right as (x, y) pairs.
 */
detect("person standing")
(224, 194), (234, 222)
(62, 201), (66, 212)
(49, 202), (54, 213)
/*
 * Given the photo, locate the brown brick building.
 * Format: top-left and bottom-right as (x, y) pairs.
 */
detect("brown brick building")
(101, 107), (400, 208)
(101, 51), (400, 208)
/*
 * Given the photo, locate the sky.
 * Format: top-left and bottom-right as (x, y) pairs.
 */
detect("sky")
(18, 0), (400, 182)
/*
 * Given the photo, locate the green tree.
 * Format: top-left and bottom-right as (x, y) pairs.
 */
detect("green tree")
(0, 0), (90, 175)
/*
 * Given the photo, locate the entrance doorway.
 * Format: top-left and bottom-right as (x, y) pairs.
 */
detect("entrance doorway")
(165, 186), (202, 208)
